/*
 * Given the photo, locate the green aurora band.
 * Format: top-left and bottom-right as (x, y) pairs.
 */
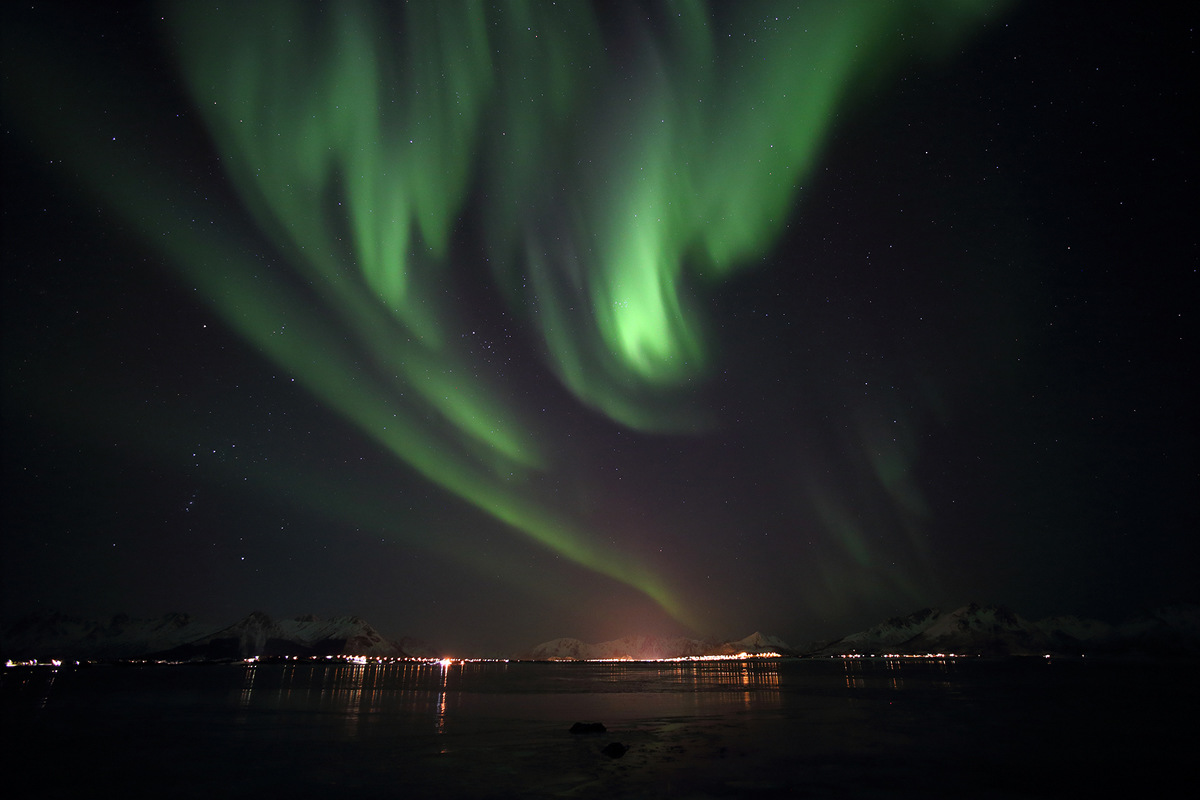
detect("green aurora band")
(2, 0), (1004, 629)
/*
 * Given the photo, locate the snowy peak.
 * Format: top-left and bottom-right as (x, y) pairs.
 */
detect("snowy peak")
(152, 612), (405, 660)
(817, 602), (1200, 657)
(521, 637), (591, 661)
(918, 603), (1028, 640)
(839, 607), (944, 648)
(820, 603), (1049, 656)
(905, 604), (1049, 656)
(1, 611), (408, 661)
(1, 611), (225, 660)
(732, 632), (791, 654)
(1104, 604), (1200, 656)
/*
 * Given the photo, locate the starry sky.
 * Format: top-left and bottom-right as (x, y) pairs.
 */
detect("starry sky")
(2, 1), (1195, 655)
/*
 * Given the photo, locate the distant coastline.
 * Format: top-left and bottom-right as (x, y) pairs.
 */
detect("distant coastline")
(4, 602), (1197, 664)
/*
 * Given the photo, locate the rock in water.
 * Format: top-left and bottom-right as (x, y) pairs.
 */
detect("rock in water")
(569, 721), (606, 734)
(601, 742), (629, 759)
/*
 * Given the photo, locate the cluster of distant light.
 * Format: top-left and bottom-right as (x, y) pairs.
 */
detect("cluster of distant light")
(834, 653), (1057, 659)
(835, 652), (972, 659)
(3, 656), (517, 668)
(564, 651), (782, 663)
(243, 655), (509, 665)
(253, 652), (785, 664)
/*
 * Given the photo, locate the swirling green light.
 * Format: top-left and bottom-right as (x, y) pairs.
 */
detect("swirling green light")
(2, 0), (1003, 629)
(485, 0), (1007, 429)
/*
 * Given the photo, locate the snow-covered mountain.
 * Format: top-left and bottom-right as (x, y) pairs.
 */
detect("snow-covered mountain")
(813, 602), (1200, 657)
(1100, 604), (1200, 656)
(9, 603), (1196, 662)
(0, 611), (225, 661)
(151, 612), (406, 660)
(826, 607), (945, 653)
(733, 631), (792, 654)
(516, 631), (792, 661)
(1, 611), (408, 661)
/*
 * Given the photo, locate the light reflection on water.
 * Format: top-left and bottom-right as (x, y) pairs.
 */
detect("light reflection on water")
(840, 656), (974, 693)
(225, 658), (787, 741)
(4, 658), (1191, 797)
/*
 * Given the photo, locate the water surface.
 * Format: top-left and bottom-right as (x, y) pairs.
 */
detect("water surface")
(3, 657), (1191, 797)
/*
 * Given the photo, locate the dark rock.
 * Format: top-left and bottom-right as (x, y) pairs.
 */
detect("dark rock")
(570, 721), (606, 734)
(601, 742), (629, 759)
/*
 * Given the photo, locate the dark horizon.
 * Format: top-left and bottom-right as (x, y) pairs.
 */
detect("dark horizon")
(3, 2), (1195, 658)
(6, 597), (1197, 662)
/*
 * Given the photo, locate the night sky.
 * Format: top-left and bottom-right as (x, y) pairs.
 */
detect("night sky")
(3, 2), (1195, 655)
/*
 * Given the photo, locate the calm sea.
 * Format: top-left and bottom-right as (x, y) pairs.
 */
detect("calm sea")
(2, 657), (1192, 797)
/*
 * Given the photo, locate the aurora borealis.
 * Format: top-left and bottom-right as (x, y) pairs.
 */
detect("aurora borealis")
(3, 2), (1195, 654)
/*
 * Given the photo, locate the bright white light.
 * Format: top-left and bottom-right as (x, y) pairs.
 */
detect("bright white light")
(586, 651), (781, 663)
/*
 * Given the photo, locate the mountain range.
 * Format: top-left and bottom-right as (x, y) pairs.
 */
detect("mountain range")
(0, 610), (414, 661)
(806, 602), (1200, 657)
(3, 602), (1197, 662)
